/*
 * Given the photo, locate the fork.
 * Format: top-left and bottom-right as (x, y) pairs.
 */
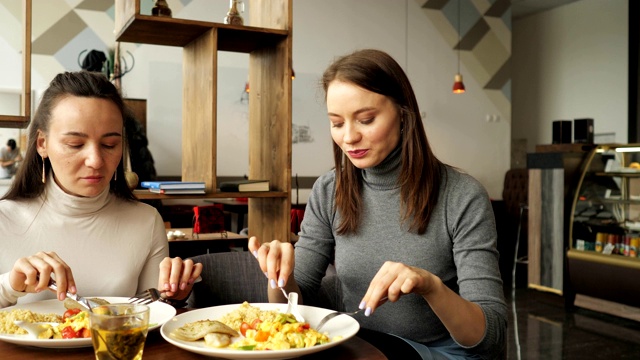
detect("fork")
(284, 291), (305, 323)
(128, 288), (165, 305)
(128, 276), (202, 305)
(45, 278), (93, 310)
(264, 273), (306, 323)
(316, 297), (388, 331)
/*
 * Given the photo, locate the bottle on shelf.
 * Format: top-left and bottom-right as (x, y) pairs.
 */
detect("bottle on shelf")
(152, 0), (172, 17)
(224, 0), (244, 25)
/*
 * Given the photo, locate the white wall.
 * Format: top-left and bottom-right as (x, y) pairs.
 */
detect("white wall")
(0, 0), (511, 199)
(119, 0), (510, 199)
(512, 0), (628, 152)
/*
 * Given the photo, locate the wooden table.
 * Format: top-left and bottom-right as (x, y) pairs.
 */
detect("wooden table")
(167, 228), (248, 258)
(0, 325), (388, 360)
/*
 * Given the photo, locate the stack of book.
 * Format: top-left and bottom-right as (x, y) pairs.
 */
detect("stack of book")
(140, 181), (206, 195)
(219, 179), (270, 192)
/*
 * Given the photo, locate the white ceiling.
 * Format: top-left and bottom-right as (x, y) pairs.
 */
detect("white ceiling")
(511, 0), (582, 19)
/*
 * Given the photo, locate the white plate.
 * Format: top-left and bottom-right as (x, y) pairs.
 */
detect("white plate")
(161, 303), (359, 359)
(0, 296), (176, 349)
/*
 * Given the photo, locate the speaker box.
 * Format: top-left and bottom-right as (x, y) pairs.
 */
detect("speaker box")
(552, 120), (572, 144)
(574, 118), (594, 144)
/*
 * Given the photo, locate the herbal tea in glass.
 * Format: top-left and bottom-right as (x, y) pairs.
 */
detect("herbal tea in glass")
(90, 304), (150, 360)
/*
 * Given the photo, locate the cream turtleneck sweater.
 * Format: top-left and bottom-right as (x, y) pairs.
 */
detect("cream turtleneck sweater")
(0, 175), (168, 308)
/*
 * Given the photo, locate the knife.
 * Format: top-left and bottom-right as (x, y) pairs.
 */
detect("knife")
(46, 278), (96, 310)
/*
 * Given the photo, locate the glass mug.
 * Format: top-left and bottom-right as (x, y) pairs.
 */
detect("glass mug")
(90, 304), (150, 360)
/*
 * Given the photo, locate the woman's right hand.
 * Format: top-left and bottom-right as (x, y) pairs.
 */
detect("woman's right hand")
(8, 251), (76, 301)
(248, 236), (295, 290)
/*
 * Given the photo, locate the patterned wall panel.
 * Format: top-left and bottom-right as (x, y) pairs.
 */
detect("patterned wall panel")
(418, 0), (511, 120)
(0, 0), (190, 85)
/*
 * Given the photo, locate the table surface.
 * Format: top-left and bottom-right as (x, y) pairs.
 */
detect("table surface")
(0, 324), (388, 360)
(167, 228), (249, 258)
(167, 228), (247, 241)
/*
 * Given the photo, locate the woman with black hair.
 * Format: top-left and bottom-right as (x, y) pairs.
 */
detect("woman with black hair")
(0, 139), (22, 178)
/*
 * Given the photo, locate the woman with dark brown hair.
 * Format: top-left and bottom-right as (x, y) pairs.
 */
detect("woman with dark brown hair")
(0, 138), (23, 178)
(0, 71), (201, 309)
(250, 49), (506, 359)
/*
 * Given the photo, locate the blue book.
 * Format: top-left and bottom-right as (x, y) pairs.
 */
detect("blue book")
(140, 181), (205, 190)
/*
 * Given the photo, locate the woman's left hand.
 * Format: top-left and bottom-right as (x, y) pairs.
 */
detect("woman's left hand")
(157, 257), (203, 300)
(360, 261), (436, 315)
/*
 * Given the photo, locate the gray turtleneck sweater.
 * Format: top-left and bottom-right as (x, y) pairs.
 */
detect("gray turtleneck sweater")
(294, 147), (507, 357)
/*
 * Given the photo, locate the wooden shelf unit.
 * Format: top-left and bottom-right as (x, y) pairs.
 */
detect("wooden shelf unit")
(0, 0), (31, 128)
(115, 0), (293, 243)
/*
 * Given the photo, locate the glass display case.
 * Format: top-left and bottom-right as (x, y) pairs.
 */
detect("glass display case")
(567, 143), (640, 321)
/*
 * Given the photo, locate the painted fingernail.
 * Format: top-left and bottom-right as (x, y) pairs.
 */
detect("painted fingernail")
(278, 279), (284, 287)
(59, 293), (65, 301)
(164, 283), (170, 291)
(171, 283), (177, 292)
(180, 282), (187, 290)
(359, 301), (366, 310)
(365, 307), (372, 317)
(70, 285), (77, 293)
(270, 279), (277, 289)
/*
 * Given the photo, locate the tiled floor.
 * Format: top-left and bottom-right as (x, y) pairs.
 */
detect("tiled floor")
(506, 287), (640, 359)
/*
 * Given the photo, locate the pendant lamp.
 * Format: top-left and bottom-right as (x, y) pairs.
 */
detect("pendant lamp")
(452, 0), (465, 94)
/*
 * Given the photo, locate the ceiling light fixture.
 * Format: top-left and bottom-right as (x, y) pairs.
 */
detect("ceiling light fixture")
(452, 0), (465, 94)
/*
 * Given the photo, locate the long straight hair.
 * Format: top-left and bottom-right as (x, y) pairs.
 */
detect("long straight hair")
(2, 71), (135, 201)
(321, 49), (443, 235)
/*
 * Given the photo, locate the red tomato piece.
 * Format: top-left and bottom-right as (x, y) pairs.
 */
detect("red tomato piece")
(61, 326), (79, 339)
(250, 318), (262, 329)
(240, 322), (251, 337)
(63, 308), (82, 320)
(80, 328), (91, 338)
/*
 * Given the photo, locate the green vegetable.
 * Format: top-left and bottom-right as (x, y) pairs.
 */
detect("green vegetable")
(276, 313), (297, 324)
(237, 345), (256, 350)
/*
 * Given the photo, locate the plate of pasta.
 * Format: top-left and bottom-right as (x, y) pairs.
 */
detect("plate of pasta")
(161, 302), (359, 359)
(0, 296), (176, 348)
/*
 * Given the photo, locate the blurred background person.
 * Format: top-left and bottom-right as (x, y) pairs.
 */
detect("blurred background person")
(0, 139), (23, 178)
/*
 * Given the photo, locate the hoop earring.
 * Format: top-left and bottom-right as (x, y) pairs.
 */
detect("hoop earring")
(41, 156), (46, 184)
(114, 170), (117, 181)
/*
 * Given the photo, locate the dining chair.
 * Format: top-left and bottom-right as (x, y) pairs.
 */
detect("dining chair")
(187, 251), (342, 310)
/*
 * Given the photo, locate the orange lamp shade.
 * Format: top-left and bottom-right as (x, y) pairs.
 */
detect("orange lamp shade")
(452, 74), (465, 94)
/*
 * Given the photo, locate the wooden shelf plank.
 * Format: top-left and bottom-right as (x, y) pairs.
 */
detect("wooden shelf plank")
(595, 171), (640, 177)
(115, 14), (287, 52)
(0, 115), (30, 128)
(134, 190), (288, 200)
(567, 248), (640, 269)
